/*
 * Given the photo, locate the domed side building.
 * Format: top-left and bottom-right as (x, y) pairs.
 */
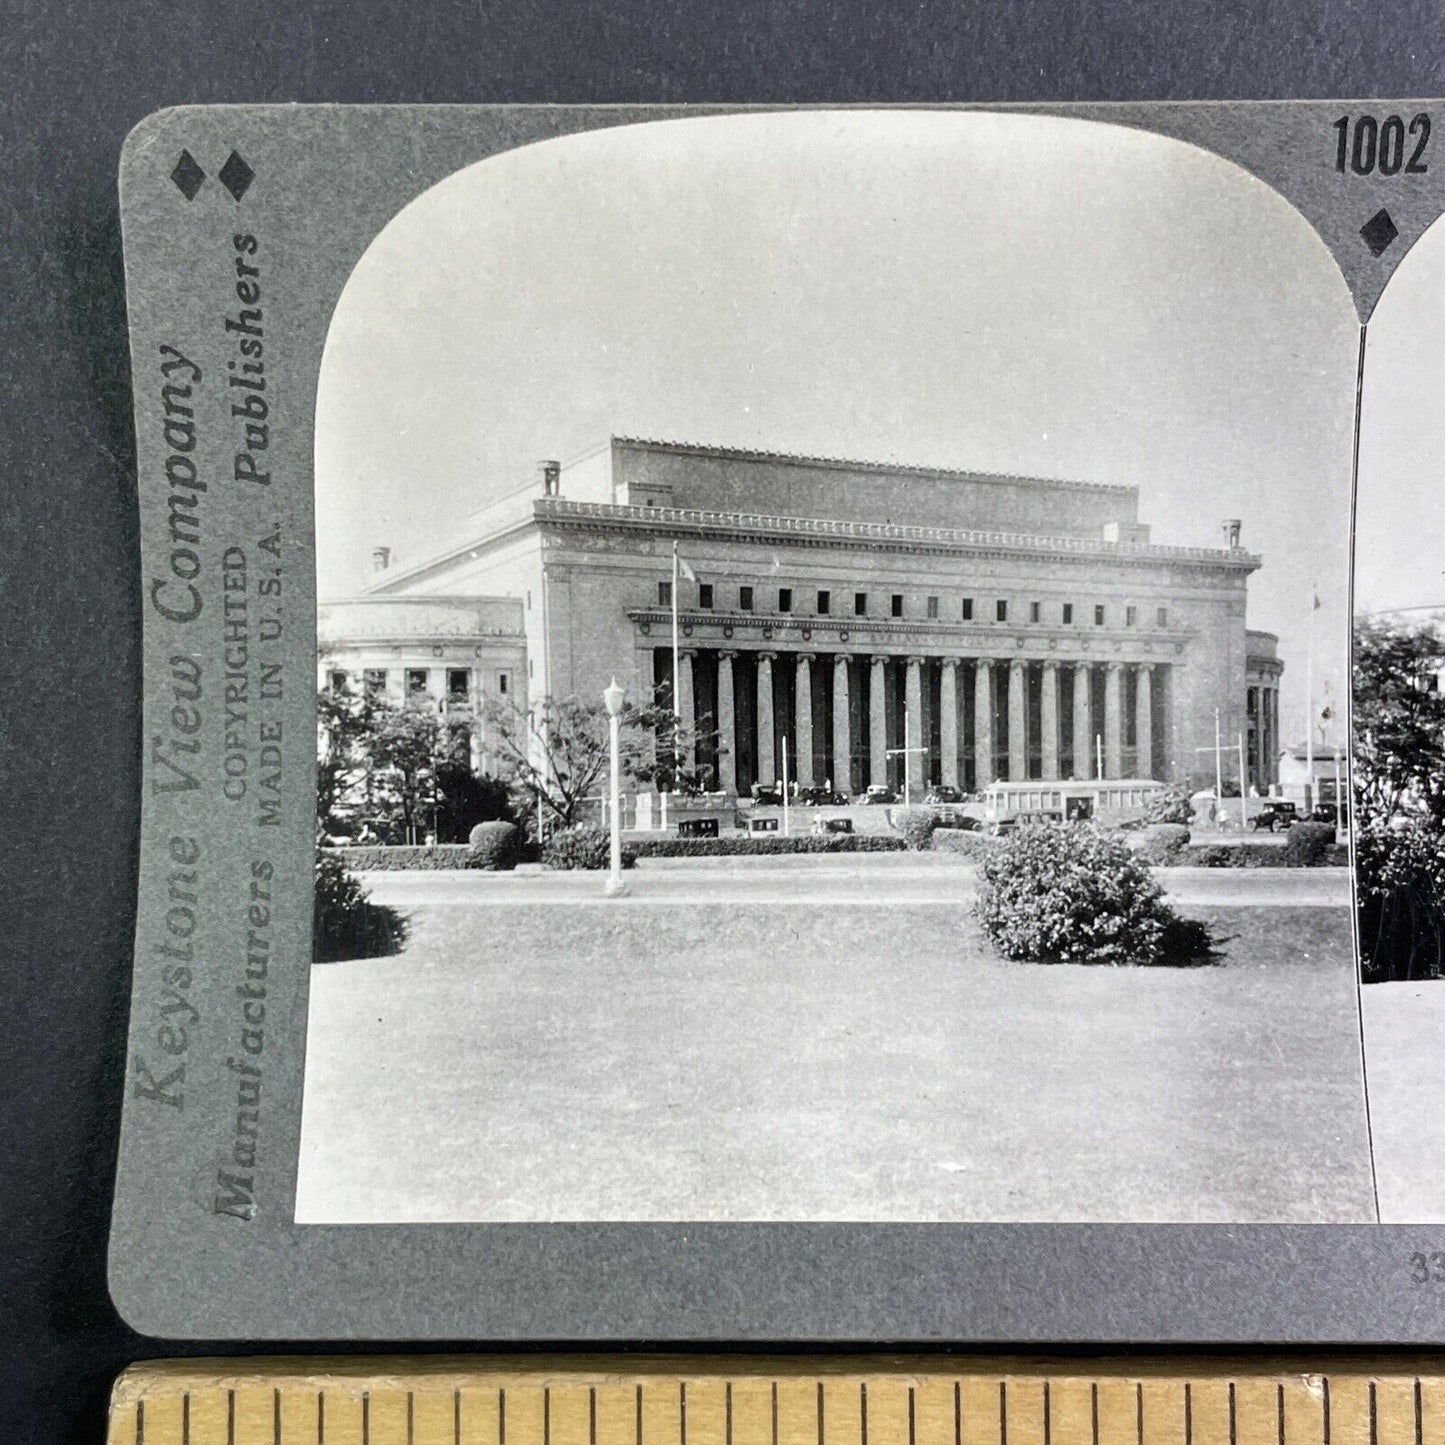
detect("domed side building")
(323, 436), (1281, 797)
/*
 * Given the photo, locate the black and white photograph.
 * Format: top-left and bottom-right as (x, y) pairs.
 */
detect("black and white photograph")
(1353, 202), (1445, 1227)
(294, 110), (1367, 1225)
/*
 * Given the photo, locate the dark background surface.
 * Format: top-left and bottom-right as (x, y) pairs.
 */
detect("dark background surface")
(2, 2), (1443, 1440)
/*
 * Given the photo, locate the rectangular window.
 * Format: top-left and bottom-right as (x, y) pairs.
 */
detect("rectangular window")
(406, 668), (429, 695)
(740, 586), (754, 612)
(328, 670), (348, 693)
(1126, 605), (1137, 627)
(499, 673), (509, 694)
(891, 593), (904, 618)
(1094, 604), (1106, 626)
(658, 580), (672, 606)
(1062, 603), (1074, 625)
(1157, 606), (1168, 627)
(778, 587), (792, 613)
(855, 592), (868, 616)
(926, 595), (939, 619)
(447, 668), (471, 700)
(1029, 601), (1041, 623)
(962, 598), (974, 621)
(996, 599), (1008, 623)
(817, 589), (830, 615)
(363, 668), (388, 696)
(699, 583), (714, 609)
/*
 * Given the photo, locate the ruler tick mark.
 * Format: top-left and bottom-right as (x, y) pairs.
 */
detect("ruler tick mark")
(909, 1387), (917, 1445)
(184, 1391), (191, 1445)
(135, 1400), (144, 1445)
(229, 1388), (236, 1445)
(1416, 1379), (1424, 1445)
(1092, 1385), (1100, 1445)
(637, 1383), (644, 1445)
(682, 1383), (688, 1445)
(501, 1387), (507, 1445)
(456, 1389), (463, 1445)
(773, 1382), (780, 1445)
(1229, 1384), (1237, 1445)
(1370, 1382), (1378, 1445)
(546, 1387), (552, 1445)
(318, 1391), (325, 1445)
(727, 1384), (734, 1445)
(1000, 1384), (1008, 1445)
(1277, 1384), (1285, 1445)
(363, 1391), (371, 1445)
(274, 1387), (282, 1445)
(955, 1381), (962, 1445)
(861, 1382), (869, 1445)
(1185, 1383), (1192, 1445)
(1323, 1378), (1331, 1445)
(409, 1390), (416, 1445)
(591, 1388), (598, 1445)
(1137, 1384), (1144, 1445)
(1044, 1382), (1051, 1445)
(816, 1382), (823, 1445)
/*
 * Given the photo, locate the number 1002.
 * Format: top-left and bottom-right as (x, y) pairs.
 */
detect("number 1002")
(1333, 113), (1430, 175)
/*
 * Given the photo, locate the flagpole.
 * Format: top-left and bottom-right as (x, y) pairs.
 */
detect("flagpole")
(671, 542), (682, 781)
(1305, 585), (1316, 813)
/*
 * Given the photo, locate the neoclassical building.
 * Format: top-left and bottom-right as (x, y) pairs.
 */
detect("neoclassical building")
(342, 437), (1276, 796)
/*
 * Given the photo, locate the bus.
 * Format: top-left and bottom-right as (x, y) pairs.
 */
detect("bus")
(980, 778), (1168, 830)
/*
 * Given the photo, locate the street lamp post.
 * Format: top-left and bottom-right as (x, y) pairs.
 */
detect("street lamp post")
(602, 677), (628, 898)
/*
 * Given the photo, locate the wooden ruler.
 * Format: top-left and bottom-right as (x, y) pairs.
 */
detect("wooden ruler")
(109, 1357), (1445, 1445)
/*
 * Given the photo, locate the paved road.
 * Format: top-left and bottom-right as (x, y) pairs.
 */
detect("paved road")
(358, 862), (1352, 909)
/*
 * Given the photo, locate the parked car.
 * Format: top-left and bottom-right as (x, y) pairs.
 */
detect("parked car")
(1309, 802), (1348, 826)
(749, 782), (784, 807)
(922, 785), (965, 805)
(855, 785), (897, 805)
(798, 785), (849, 806)
(1250, 800), (1299, 832)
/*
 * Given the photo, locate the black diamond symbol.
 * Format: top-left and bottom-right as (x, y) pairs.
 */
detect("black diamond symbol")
(170, 150), (205, 200)
(1360, 208), (1399, 257)
(218, 150), (254, 202)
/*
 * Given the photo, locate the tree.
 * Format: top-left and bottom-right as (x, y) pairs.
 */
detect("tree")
(316, 682), (380, 833)
(482, 692), (722, 835)
(366, 701), (475, 844)
(1354, 617), (1445, 981)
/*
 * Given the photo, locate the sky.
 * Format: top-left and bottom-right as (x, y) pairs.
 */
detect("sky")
(314, 110), (1361, 746)
(1356, 214), (1445, 620)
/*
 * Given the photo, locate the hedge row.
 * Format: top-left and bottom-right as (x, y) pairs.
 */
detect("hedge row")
(325, 844), (476, 871)
(628, 833), (908, 858)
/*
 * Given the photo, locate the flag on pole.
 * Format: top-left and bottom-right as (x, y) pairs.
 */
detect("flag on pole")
(676, 550), (697, 583)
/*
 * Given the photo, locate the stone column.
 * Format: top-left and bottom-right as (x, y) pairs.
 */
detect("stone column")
(1008, 659), (1027, 781)
(905, 657), (925, 791)
(677, 649), (696, 772)
(833, 654), (852, 795)
(756, 652), (776, 786)
(1136, 664), (1154, 780)
(974, 659), (995, 788)
(795, 653), (816, 787)
(1104, 661), (1124, 778)
(717, 651), (737, 795)
(940, 658), (960, 789)
(869, 655), (888, 787)
(1041, 660), (1060, 781)
(1073, 662), (1093, 778)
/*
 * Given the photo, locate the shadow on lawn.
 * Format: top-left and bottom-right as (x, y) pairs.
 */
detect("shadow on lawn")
(313, 852), (411, 963)
(1157, 912), (1225, 968)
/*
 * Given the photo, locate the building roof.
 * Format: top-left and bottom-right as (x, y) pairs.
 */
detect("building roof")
(610, 435), (1139, 498)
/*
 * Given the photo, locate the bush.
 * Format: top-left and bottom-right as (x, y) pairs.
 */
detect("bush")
(468, 819), (520, 871)
(313, 851), (408, 962)
(929, 830), (1002, 860)
(628, 833), (907, 858)
(1133, 823), (1191, 866)
(1285, 820), (1335, 868)
(891, 806), (939, 850)
(975, 823), (1211, 966)
(1145, 786), (1194, 825)
(543, 824), (636, 871)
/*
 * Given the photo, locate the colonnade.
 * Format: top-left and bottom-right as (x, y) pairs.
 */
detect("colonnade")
(661, 647), (1168, 796)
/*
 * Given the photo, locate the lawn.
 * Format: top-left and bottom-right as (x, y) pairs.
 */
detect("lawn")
(1362, 980), (1445, 1223)
(295, 900), (1372, 1224)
